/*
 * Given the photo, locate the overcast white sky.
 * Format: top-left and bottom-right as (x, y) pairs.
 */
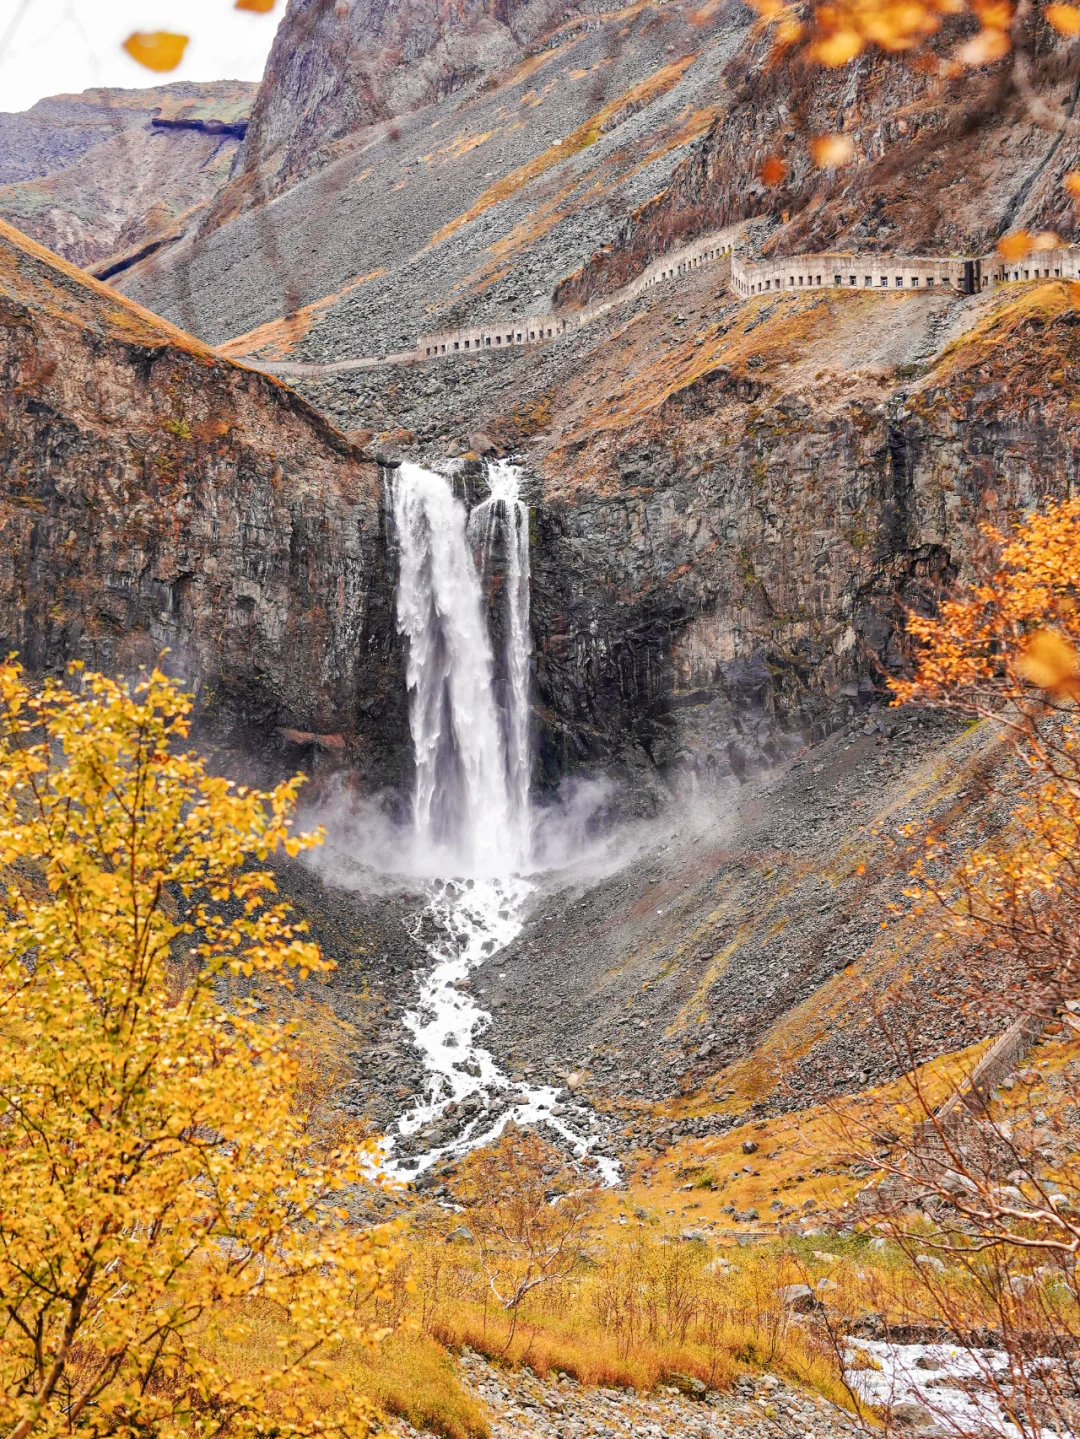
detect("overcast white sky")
(0, 0), (284, 114)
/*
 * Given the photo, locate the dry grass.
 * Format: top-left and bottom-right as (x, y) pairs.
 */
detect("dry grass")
(188, 1028), (1080, 1436)
(195, 1301), (489, 1439)
(0, 217), (220, 363)
(217, 270), (386, 360)
(394, 1225), (854, 1407)
(926, 280), (1079, 389)
(353, 1334), (492, 1439)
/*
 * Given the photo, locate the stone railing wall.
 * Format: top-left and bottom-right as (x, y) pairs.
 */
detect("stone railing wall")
(731, 247), (1080, 299)
(614, 220), (742, 302)
(984, 247), (1080, 283)
(416, 222), (743, 359)
(731, 252), (976, 297)
(418, 313), (574, 358)
(413, 235), (1080, 364)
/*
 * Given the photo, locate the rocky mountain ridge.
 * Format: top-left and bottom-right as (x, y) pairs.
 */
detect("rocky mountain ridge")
(0, 83), (258, 273)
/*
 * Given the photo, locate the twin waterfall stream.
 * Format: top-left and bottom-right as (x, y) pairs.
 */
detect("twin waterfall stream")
(382, 460), (616, 1184)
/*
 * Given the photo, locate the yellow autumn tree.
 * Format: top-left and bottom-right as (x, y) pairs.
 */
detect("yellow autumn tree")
(831, 500), (1080, 1439)
(0, 663), (400, 1439)
(893, 495), (1080, 1021)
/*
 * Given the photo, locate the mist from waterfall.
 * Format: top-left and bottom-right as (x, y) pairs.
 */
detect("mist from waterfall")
(391, 460), (531, 876)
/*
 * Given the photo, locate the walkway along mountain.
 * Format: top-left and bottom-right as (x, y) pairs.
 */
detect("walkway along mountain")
(252, 227), (1080, 379)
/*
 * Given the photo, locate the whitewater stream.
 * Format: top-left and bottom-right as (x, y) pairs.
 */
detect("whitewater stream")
(845, 1337), (1076, 1439)
(378, 460), (618, 1184)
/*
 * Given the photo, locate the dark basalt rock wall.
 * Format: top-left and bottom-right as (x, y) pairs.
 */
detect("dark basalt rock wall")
(0, 220), (407, 780)
(523, 297), (1080, 791)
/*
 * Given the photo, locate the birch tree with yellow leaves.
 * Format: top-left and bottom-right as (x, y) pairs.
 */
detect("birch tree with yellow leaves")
(0, 664), (400, 1439)
(894, 496), (1080, 1023)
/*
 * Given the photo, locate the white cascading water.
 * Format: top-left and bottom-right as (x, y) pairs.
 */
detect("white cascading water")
(381, 460), (616, 1183)
(391, 461), (521, 875)
(467, 459), (533, 855)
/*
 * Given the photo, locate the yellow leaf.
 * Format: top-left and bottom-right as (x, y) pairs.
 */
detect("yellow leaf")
(122, 30), (189, 71)
(954, 26), (1011, 62)
(1047, 2), (1080, 32)
(1065, 171), (1080, 201)
(996, 230), (1033, 262)
(812, 29), (864, 63)
(973, 0), (1013, 26)
(759, 155), (788, 185)
(811, 133), (855, 167)
(1016, 628), (1080, 698)
(236, 0), (277, 10)
(1032, 229), (1062, 249)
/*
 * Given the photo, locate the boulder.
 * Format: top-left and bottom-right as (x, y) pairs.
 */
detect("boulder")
(666, 1372), (707, 1398)
(779, 1283), (818, 1313)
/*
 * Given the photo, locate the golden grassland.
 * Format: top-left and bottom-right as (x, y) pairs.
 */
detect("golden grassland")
(925, 279), (1080, 391)
(228, 1011), (1080, 1439)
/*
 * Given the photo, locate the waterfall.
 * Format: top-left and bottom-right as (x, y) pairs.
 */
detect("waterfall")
(468, 459), (532, 854)
(391, 460), (531, 875)
(380, 459), (617, 1184)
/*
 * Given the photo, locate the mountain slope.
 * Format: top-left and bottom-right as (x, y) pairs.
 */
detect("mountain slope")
(0, 84), (257, 273)
(117, 0), (753, 347)
(558, 30), (1080, 306)
(208, 0), (642, 224)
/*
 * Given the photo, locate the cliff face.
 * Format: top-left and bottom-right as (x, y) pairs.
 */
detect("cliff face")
(207, 0), (617, 225)
(0, 84), (257, 273)
(526, 282), (1080, 784)
(0, 219), (405, 774)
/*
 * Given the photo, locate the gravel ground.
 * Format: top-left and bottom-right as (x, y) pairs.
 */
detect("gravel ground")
(473, 707), (1008, 1133)
(390, 1350), (865, 1439)
(260, 702), (1014, 1180)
